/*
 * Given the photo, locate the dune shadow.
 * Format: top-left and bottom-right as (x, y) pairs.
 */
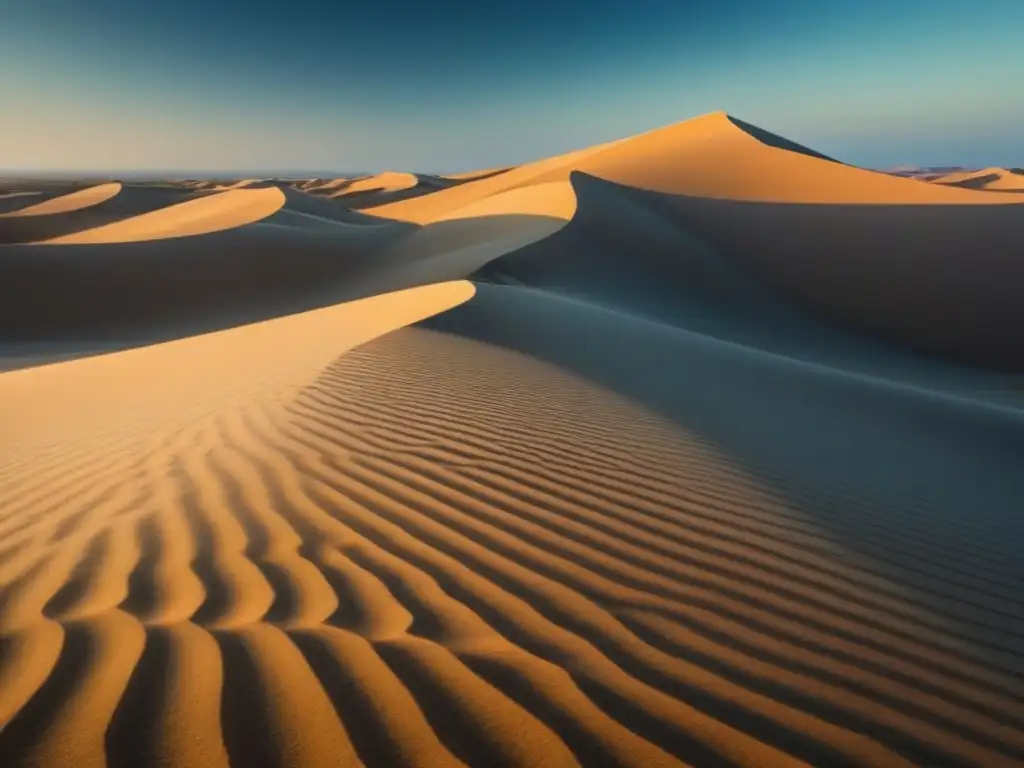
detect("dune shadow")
(214, 630), (284, 768)
(104, 627), (174, 768)
(478, 172), (1024, 403)
(418, 280), (1024, 670)
(939, 173), (1004, 190)
(0, 622), (93, 763)
(642, 182), (1024, 373)
(288, 630), (411, 768)
(0, 212), (561, 352)
(0, 185), (199, 244)
(726, 115), (842, 164)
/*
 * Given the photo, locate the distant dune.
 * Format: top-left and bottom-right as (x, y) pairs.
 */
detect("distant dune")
(930, 167), (1024, 192)
(440, 166), (514, 182)
(0, 183), (122, 218)
(37, 187), (287, 244)
(297, 172), (461, 209)
(1, 111), (1022, 768)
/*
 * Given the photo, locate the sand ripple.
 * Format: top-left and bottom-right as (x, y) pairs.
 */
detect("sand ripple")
(2, 111), (1023, 768)
(2, 295), (1022, 767)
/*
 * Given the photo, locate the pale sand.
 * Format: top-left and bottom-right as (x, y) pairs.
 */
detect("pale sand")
(1, 112), (1022, 768)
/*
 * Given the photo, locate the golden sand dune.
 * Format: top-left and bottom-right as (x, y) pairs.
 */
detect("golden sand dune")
(0, 194), (44, 217)
(1, 282), (1021, 768)
(366, 112), (1014, 228)
(274, 186), (404, 226)
(343, 172), (422, 194)
(37, 187), (287, 244)
(369, 112), (1024, 371)
(1, 111), (1023, 768)
(365, 137), (625, 225)
(536, 170), (1024, 372)
(0, 185), (218, 245)
(318, 172), (456, 209)
(931, 167), (1024, 192)
(369, 183), (575, 288)
(0, 183), (122, 218)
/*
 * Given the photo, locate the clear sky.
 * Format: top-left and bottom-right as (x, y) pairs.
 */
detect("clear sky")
(2, 0), (1021, 173)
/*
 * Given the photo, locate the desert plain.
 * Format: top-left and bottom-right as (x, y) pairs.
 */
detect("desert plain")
(0, 112), (1023, 767)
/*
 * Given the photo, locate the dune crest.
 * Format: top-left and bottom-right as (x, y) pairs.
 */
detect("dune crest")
(440, 166), (514, 182)
(0, 183), (122, 218)
(35, 187), (287, 244)
(0, 280), (475, 444)
(931, 167), (1024, 192)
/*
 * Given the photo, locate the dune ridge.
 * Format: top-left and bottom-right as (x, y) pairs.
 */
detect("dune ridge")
(1, 110), (1022, 768)
(0, 183), (123, 218)
(931, 167), (1024, 192)
(36, 187), (287, 244)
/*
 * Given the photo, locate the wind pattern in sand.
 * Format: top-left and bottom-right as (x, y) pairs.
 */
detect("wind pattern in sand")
(1, 112), (1023, 768)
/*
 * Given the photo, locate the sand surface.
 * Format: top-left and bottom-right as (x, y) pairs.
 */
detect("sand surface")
(1, 112), (1023, 768)
(930, 167), (1024, 192)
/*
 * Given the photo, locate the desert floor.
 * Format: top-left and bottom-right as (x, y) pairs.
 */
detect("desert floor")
(1, 112), (1023, 767)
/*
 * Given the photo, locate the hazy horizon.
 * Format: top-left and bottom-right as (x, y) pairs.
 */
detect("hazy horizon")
(3, 1), (1022, 173)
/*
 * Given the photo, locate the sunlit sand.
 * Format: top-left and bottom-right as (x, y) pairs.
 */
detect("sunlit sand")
(1, 112), (1022, 768)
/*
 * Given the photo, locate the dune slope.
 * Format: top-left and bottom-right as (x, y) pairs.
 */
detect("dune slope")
(2, 110), (1023, 768)
(0, 183), (122, 218)
(3, 280), (1022, 768)
(931, 167), (1024, 192)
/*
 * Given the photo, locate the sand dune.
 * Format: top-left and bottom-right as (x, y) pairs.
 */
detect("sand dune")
(295, 178), (352, 193)
(317, 172), (457, 209)
(366, 112), (1015, 228)
(372, 112), (1024, 370)
(931, 167), (1024, 192)
(0, 183), (122, 218)
(1, 111), (1023, 768)
(0, 185), (219, 245)
(440, 167), (514, 182)
(37, 187), (287, 244)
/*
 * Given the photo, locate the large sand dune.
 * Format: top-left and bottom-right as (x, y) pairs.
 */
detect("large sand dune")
(1, 112), (1022, 768)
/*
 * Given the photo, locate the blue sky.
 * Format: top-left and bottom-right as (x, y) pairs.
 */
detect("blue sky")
(2, 0), (1021, 172)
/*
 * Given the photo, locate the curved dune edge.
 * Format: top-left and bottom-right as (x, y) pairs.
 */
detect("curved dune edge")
(368, 112), (1023, 227)
(441, 166), (514, 182)
(576, 112), (1024, 204)
(1, 110), (1022, 768)
(434, 181), (577, 223)
(318, 172), (456, 209)
(0, 183), (122, 218)
(371, 183), (576, 286)
(931, 167), (1024, 192)
(0, 283), (1021, 768)
(364, 135), (627, 224)
(341, 172), (422, 195)
(0, 280), (476, 444)
(33, 187), (288, 244)
(274, 186), (401, 226)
